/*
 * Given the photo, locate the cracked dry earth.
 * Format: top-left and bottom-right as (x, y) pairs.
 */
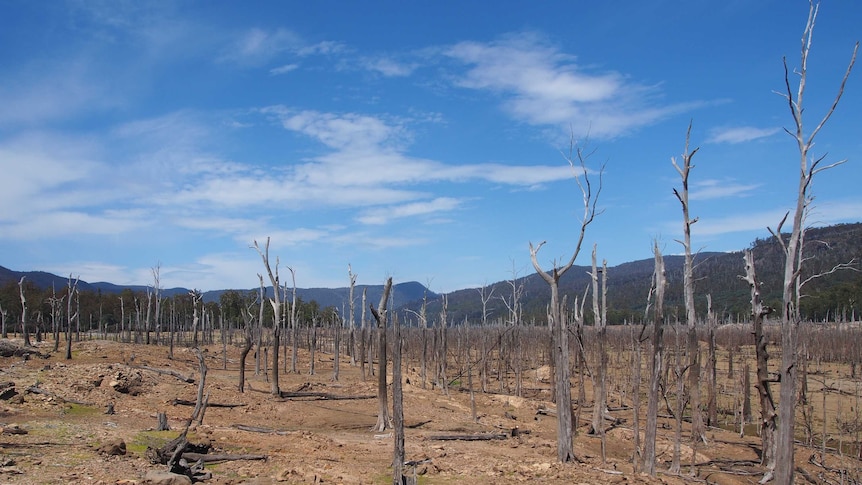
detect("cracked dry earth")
(0, 338), (852, 484)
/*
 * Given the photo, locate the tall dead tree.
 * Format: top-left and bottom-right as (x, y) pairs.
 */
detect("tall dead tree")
(18, 277), (31, 347)
(391, 312), (405, 485)
(347, 265), (358, 368)
(152, 264), (162, 346)
(643, 242), (666, 476)
(371, 277), (393, 432)
(589, 246), (610, 465)
(671, 123), (705, 473)
(769, 4), (858, 482)
(0, 301), (7, 339)
(65, 274), (79, 360)
(288, 267), (298, 374)
(253, 238), (283, 396)
(742, 250), (777, 482)
(706, 294), (718, 428)
(529, 137), (603, 463)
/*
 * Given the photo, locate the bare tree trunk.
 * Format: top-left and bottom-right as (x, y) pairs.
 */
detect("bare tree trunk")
(706, 295), (718, 427)
(18, 277), (31, 347)
(743, 250), (777, 482)
(392, 312), (405, 485)
(769, 5), (857, 482)
(253, 238), (283, 396)
(65, 275), (79, 360)
(371, 278), (394, 432)
(671, 123), (705, 474)
(528, 136), (603, 463)
(289, 268), (298, 374)
(643, 242), (666, 476)
(589, 246), (609, 467)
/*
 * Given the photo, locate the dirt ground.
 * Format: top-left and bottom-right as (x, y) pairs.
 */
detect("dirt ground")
(0, 338), (857, 484)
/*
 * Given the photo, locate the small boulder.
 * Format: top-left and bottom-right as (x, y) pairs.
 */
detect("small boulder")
(140, 470), (192, 485)
(97, 439), (126, 456)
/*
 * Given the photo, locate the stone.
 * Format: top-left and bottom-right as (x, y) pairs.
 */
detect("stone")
(140, 470), (192, 485)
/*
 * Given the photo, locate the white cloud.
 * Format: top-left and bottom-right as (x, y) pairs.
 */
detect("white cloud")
(358, 197), (461, 225)
(690, 179), (761, 200)
(362, 57), (417, 77)
(707, 126), (781, 144)
(445, 32), (696, 138)
(270, 63), (299, 75)
(220, 30), (344, 67)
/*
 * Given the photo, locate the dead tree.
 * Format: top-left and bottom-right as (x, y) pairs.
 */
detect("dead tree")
(589, 246), (610, 465)
(18, 277), (30, 347)
(65, 274), (79, 360)
(529, 136), (603, 463)
(705, 294), (718, 427)
(769, 4), (858, 483)
(238, 289), (259, 392)
(392, 312), (405, 485)
(370, 277), (393, 432)
(0, 300), (7, 339)
(152, 264), (162, 346)
(643, 242), (666, 476)
(288, 267), (298, 374)
(253, 238), (283, 396)
(671, 123), (705, 474)
(742, 250), (777, 482)
(436, 295), (449, 396)
(347, 264), (358, 368)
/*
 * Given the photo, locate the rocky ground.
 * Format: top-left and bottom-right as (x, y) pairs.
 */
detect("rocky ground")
(0, 338), (856, 484)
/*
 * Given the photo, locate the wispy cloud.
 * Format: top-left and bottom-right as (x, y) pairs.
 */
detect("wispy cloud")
(707, 126), (780, 144)
(445, 32), (699, 138)
(361, 57), (418, 77)
(270, 63), (299, 75)
(358, 197), (461, 225)
(690, 179), (761, 200)
(219, 29), (345, 68)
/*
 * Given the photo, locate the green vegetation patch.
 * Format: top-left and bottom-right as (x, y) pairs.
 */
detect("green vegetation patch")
(128, 430), (189, 455)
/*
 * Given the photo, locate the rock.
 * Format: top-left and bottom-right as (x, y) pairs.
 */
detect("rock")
(97, 439), (126, 456)
(0, 424), (27, 435)
(109, 371), (143, 395)
(140, 470), (192, 485)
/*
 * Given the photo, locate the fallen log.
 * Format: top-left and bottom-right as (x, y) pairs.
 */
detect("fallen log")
(182, 452), (266, 463)
(171, 398), (245, 408)
(132, 365), (195, 384)
(25, 386), (94, 406)
(429, 433), (508, 441)
(232, 424), (290, 435)
(279, 391), (375, 401)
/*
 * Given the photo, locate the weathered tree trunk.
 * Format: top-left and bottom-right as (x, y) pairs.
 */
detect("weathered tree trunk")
(392, 312), (405, 485)
(706, 295), (718, 427)
(671, 124), (704, 473)
(589, 247), (609, 467)
(18, 277), (31, 347)
(371, 278), (394, 432)
(253, 238), (282, 396)
(770, 5), (857, 483)
(66, 275), (79, 360)
(743, 250), (777, 481)
(528, 137), (602, 463)
(643, 243), (666, 476)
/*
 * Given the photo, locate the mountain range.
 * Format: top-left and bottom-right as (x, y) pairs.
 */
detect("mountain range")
(2, 222), (860, 324)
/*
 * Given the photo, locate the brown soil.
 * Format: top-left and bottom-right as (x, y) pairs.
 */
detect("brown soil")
(0, 338), (857, 484)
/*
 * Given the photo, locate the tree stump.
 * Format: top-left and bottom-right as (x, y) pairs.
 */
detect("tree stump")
(157, 412), (170, 431)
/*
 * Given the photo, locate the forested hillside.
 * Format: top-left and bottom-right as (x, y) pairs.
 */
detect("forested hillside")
(416, 222), (862, 324)
(2, 223), (859, 328)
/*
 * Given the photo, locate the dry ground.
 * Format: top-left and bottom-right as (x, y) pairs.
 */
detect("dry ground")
(0, 338), (858, 484)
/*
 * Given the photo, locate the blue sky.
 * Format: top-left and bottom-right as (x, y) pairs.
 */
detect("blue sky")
(1, 1), (860, 293)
